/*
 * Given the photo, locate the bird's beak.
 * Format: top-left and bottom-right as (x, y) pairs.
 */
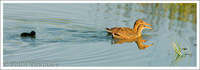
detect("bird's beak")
(144, 22), (152, 26)
(145, 26), (153, 30)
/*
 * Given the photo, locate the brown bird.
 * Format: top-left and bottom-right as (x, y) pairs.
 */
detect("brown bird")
(106, 19), (152, 34)
(111, 24), (153, 39)
(106, 19), (152, 39)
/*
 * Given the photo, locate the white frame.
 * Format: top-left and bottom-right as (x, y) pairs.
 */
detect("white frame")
(1, 1), (199, 69)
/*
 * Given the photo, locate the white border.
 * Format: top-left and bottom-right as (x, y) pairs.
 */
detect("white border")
(197, 0), (200, 69)
(1, 1), (199, 3)
(1, 1), (199, 69)
(1, 1), (3, 69)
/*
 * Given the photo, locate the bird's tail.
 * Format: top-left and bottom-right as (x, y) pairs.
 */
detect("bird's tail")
(106, 28), (112, 33)
(106, 28), (110, 30)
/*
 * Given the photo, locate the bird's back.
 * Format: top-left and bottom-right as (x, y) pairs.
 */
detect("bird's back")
(106, 27), (138, 39)
(106, 27), (134, 34)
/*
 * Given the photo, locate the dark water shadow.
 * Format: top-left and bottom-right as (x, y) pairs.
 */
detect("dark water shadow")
(21, 36), (36, 41)
(20, 36), (37, 47)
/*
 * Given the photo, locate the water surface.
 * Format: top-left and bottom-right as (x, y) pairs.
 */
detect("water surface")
(3, 3), (197, 67)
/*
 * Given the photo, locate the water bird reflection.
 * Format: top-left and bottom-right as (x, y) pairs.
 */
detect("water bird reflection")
(111, 36), (153, 50)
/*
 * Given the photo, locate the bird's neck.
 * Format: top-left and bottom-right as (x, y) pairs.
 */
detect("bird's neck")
(133, 24), (138, 33)
(136, 27), (143, 36)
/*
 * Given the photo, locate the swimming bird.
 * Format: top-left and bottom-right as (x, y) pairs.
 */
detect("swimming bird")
(21, 31), (36, 37)
(106, 19), (152, 34)
(111, 24), (153, 39)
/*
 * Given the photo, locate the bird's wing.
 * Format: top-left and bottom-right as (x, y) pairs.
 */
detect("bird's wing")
(113, 27), (134, 36)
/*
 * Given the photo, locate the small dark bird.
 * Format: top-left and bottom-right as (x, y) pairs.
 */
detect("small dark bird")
(21, 31), (36, 37)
